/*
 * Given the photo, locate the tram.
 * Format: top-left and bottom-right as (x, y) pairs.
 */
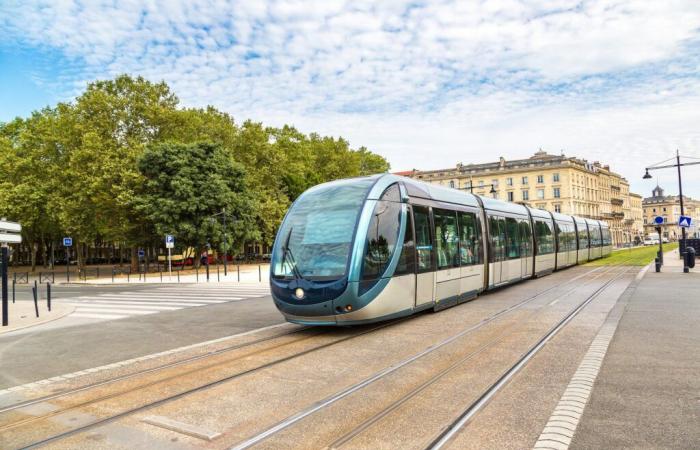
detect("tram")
(270, 174), (612, 325)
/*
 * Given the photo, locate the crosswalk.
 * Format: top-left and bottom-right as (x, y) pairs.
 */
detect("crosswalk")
(65, 284), (271, 322)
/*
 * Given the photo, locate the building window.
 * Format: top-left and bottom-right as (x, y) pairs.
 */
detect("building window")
(506, 177), (513, 186)
(479, 180), (484, 187)
(553, 187), (560, 198)
(553, 173), (560, 182)
(537, 175), (544, 183)
(522, 176), (528, 185)
(492, 179), (499, 187)
(554, 204), (561, 213)
(507, 191), (514, 201)
(652, 208), (656, 213)
(537, 189), (545, 199)
(522, 190), (529, 201)
(448, 180), (454, 188)
(662, 207), (666, 212)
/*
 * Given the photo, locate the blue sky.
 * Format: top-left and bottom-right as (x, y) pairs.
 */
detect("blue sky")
(1, 0), (700, 197)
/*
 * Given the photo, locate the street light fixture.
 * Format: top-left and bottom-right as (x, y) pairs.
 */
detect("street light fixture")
(643, 150), (700, 273)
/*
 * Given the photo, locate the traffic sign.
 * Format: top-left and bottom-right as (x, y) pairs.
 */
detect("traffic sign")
(165, 235), (174, 249)
(138, 249), (145, 258)
(0, 220), (22, 244)
(679, 215), (692, 228)
(654, 216), (664, 225)
(63, 237), (72, 247)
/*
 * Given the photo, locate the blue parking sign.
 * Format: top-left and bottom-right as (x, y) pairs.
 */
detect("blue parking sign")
(138, 249), (145, 258)
(63, 237), (72, 247)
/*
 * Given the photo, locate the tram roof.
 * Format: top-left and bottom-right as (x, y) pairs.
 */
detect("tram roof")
(527, 206), (553, 220)
(550, 211), (575, 224)
(394, 175), (480, 208)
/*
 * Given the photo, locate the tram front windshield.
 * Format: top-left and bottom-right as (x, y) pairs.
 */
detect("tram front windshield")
(272, 178), (375, 281)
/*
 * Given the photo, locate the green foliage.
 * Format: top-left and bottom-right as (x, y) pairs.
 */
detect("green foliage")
(586, 242), (679, 266)
(135, 142), (254, 251)
(0, 74), (390, 264)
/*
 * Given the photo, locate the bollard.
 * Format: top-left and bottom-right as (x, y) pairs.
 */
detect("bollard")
(32, 282), (39, 317)
(177, 270), (180, 283)
(12, 279), (15, 304)
(160, 270), (163, 283)
(47, 282), (51, 311)
(144, 270), (147, 282)
(237, 264), (240, 282)
(112, 268), (115, 283)
(196, 266), (199, 283)
(655, 257), (661, 273)
(127, 271), (130, 283)
(206, 262), (210, 282)
(217, 263), (220, 282)
(259, 265), (261, 282)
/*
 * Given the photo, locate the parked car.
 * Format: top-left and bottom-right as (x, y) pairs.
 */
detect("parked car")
(643, 238), (659, 246)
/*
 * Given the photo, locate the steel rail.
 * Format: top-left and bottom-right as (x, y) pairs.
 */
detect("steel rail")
(327, 263), (630, 449)
(228, 265), (610, 450)
(424, 265), (635, 450)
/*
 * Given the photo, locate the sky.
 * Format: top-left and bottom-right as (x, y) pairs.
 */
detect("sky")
(2, 0), (700, 198)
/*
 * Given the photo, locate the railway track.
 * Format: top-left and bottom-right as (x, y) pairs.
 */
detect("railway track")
(2, 263), (626, 449)
(229, 263), (631, 449)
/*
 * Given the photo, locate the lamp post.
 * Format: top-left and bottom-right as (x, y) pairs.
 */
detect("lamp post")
(643, 150), (700, 273)
(459, 182), (497, 196)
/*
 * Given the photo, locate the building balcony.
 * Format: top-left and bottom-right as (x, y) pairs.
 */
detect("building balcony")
(612, 212), (625, 219)
(611, 198), (624, 205)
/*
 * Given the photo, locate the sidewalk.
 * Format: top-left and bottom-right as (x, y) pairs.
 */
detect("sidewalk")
(570, 257), (699, 449)
(0, 300), (75, 334)
(659, 247), (697, 272)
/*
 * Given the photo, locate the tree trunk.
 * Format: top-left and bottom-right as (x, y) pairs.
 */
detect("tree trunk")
(30, 241), (37, 272)
(41, 237), (48, 269)
(130, 247), (138, 272)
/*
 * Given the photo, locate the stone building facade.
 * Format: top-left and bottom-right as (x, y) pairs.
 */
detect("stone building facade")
(396, 149), (644, 247)
(642, 186), (700, 240)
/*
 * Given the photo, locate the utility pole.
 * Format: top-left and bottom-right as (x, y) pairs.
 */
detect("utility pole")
(222, 207), (227, 276)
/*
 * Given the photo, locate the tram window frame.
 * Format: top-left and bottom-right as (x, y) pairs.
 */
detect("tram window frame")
(578, 225), (589, 249)
(433, 208), (460, 269)
(394, 205), (416, 276)
(489, 215), (507, 262)
(413, 205), (435, 273)
(518, 219), (533, 257)
(458, 211), (482, 266)
(505, 217), (521, 260)
(535, 220), (554, 255)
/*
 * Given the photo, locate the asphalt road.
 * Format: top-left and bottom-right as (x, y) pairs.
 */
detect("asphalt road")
(0, 291), (284, 389)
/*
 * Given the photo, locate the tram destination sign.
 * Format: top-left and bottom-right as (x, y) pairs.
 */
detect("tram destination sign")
(0, 220), (22, 244)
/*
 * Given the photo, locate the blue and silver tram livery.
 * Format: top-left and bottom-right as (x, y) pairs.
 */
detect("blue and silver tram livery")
(270, 174), (610, 325)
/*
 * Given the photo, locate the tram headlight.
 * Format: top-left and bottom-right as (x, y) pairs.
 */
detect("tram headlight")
(295, 288), (304, 299)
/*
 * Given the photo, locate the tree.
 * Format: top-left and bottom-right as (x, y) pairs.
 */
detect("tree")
(134, 142), (254, 265)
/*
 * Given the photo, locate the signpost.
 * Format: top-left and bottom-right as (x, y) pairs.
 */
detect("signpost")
(1, 220), (22, 327)
(679, 215), (692, 228)
(165, 235), (174, 279)
(63, 236), (72, 283)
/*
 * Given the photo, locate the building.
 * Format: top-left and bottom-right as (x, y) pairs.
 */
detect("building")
(396, 149), (644, 246)
(642, 185), (700, 240)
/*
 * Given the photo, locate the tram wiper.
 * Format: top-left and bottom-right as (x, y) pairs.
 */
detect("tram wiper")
(282, 228), (305, 281)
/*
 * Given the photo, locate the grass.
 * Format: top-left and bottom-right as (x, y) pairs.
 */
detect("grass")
(586, 242), (679, 266)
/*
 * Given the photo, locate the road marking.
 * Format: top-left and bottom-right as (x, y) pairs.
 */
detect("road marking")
(72, 313), (129, 320)
(533, 268), (641, 450)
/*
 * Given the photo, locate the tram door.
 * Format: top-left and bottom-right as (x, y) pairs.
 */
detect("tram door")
(489, 216), (507, 285)
(413, 206), (435, 307)
(519, 219), (533, 278)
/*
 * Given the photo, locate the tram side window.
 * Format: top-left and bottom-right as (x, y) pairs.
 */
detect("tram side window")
(489, 216), (506, 262)
(519, 220), (532, 256)
(458, 212), (482, 265)
(535, 220), (554, 254)
(565, 224), (576, 251)
(413, 206), (434, 272)
(505, 217), (521, 259)
(578, 226), (589, 249)
(394, 206), (415, 276)
(360, 201), (402, 285)
(434, 209), (459, 269)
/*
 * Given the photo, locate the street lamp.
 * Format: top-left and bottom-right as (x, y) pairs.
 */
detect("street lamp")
(643, 150), (700, 273)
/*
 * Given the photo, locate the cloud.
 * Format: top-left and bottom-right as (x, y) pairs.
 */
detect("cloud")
(2, 0), (700, 195)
